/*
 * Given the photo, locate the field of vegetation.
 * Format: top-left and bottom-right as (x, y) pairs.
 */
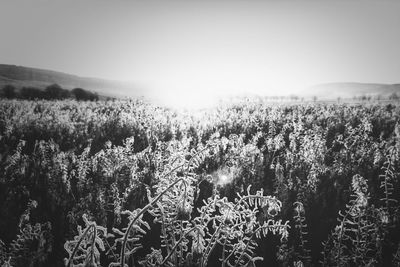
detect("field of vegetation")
(0, 99), (399, 267)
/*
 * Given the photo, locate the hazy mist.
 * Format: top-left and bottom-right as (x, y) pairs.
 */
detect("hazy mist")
(1, 0), (399, 106)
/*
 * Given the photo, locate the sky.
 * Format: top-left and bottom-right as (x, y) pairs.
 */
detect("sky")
(0, 0), (399, 106)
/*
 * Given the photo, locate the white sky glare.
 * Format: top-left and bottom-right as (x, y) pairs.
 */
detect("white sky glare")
(1, 0), (400, 104)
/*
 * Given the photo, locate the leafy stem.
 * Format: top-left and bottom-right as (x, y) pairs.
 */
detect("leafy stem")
(161, 226), (201, 265)
(119, 177), (188, 266)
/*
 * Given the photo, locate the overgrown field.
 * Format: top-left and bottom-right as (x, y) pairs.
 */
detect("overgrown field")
(0, 99), (399, 266)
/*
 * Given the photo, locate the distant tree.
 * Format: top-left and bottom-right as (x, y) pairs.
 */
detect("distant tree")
(60, 88), (71, 99)
(71, 88), (87, 100)
(2, 84), (16, 99)
(20, 87), (44, 100)
(45, 84), (66, 100)
(312, 96), (318, 102)
(71, 88), (98, 101)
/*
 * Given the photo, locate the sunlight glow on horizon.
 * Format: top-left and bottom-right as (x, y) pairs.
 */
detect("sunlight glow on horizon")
(147, 77), (307, 109)
(139, 56), (319, 107)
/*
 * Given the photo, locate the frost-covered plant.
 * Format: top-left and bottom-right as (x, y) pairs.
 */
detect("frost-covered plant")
(9, 222), (53, 267)
(276, 201), (310, 267)
(64, 214), (107, 267)
(214, 186), (289, 267)
(321, 175), (379, 266)
(379, 144), (399, 225)
(0, 200), (53, 267)
(64, 144), (289, 267)
(4, 99), (400, 266)
(293, 202), (311, 265)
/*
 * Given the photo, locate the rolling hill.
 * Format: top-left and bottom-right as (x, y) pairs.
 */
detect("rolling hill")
(0, 64), (143, 98)
(303, 82), (400, 100)
(1, 64), (399, 101)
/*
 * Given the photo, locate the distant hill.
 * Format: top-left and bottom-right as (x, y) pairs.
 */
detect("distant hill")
(0, 64), (143, 98)
(303, 82), (400, 100)
(1, 64), (399, 102)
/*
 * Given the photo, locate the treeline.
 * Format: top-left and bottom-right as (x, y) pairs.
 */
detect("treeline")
(0, 84), (99, 101)
(354, 92), (399, 101)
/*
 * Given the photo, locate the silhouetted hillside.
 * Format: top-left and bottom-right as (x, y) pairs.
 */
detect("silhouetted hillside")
(0, 64), (141, 98)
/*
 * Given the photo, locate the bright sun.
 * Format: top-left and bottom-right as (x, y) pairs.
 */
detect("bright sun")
(144, 64), (310, 110)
